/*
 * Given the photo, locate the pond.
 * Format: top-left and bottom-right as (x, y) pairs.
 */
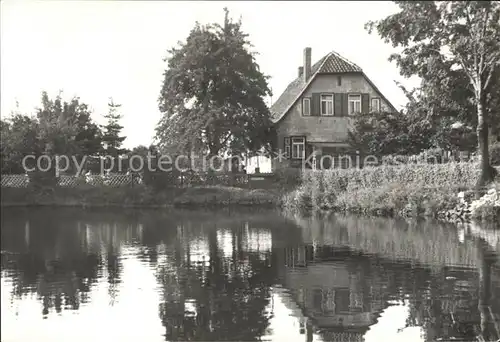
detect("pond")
(1, 207), (499, 342)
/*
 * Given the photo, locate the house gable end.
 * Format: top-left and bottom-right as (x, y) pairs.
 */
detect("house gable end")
(271, 50), (397, 126)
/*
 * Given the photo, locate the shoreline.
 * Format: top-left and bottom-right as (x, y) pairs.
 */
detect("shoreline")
(2, 196), (497, 226)
(0, 185), (281, 210)
(1, 183), (498, 226)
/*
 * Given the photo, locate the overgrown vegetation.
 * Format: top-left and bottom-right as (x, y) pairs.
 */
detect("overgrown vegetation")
(364, 1), (500, 187)
(282, 163), (500, 220)
(0, 92), (129, 180)
(173, 186), (279, 207)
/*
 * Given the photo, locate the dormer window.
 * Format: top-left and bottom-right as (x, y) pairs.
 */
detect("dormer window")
(302, 98), (311, 116)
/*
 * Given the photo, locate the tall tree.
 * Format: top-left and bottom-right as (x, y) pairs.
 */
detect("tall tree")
(156, 8), (273, 158)
(37, 91), (78, 156)
(1, 92), (103, 175)
(348, 110), (434, 158)
(366, 1), (500, 186)
(36, 91), (102, 157)
(1, 115), (41, 174)
(101, 99), (127, 157)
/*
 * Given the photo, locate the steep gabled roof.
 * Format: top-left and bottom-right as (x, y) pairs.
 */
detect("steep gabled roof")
(270, 50), (397, 123)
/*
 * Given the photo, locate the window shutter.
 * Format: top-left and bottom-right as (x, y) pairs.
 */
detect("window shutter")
(284, 137), (290, 158)
(311, 93), (320, 116)
(334, 93), (342, 117)
(362, 94), (370, 114)
(341, 93), (348, 116)
(306, 141), (313, 165)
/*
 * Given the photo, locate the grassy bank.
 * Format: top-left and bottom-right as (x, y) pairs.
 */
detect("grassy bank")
(0, 185), (280, 209)
(283, 163), (500, 222)
(173, 186), (280, 207)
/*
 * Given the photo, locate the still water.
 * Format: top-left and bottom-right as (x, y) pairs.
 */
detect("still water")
(1, 208), (499, 342)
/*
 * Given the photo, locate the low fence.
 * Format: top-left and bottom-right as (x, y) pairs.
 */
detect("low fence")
(0, 172), (277, 189)
(0, 174), (139, 188)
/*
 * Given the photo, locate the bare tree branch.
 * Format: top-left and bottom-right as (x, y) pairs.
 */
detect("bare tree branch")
(478, 7), (491, 76)
(219, 132), (233, 149)
(465, 4), (480, 76)
(455, 53), (478, 91)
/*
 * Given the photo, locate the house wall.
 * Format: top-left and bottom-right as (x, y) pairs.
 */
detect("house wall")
(283, 262), (373, 328)
(275, 73), (392, 151)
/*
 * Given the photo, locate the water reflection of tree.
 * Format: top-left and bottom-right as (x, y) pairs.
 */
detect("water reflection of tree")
(285, 212), (500, 342)
(157, 223), (276, 341)
(476, 238), (500, 341)
(0, 208), (147, 317)
(397, 238), (500, 341)
(1, 214), (103, 317)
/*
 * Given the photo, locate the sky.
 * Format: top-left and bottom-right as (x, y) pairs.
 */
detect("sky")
(1, 0), (420, 149)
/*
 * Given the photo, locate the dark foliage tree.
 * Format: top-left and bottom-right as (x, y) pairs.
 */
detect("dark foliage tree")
(1, 92), (103, 178)
(101, 99), (127, 158)
(348, 110), (434, 158)
(366, 1), (500, 186)
(156, 8), (273, 158)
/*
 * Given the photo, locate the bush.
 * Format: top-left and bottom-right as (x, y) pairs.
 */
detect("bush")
(28, 169), (58, 189)
(273, 167), (302, 190)
(282, 185), (312, 212)
(490, 142), (500, 166)
(282, 162), (486, 217)
(306, 163), (478, 193)
(472, 205), (500, 221)
(142, 168), (179, 191)
(332, 183), (458, 217)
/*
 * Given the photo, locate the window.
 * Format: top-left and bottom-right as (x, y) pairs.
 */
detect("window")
(337, 76), (342, 86)
(302, 98), (311, 116)
(348, 94), (361, 115)
(284, 137), (290, 158)
(320, 94), (334, 116)
(297, 246), (306, 265)
(371, 97), (381, 112)
(323, 289), (335, 314)
(335, 288), (351, 313)
(291, 137), (305, 159)
(313, 289), (323, 311)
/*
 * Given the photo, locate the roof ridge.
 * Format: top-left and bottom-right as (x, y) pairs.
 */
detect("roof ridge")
(270, 49), (372, 123)
(272, 53), (332, 122)
(329, 50), (362, 71)
(314, 52), (333, 76)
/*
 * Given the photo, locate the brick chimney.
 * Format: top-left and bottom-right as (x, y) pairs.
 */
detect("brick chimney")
(303, 47), (311, 82)
(298, 66), (303, 77)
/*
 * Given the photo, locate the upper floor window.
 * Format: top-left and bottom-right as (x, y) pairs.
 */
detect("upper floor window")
(302, 98), (311, 116)
(320, 94), (334, 116)
(371, 98), (381, 112)
(348, 94), (361, 115)
(291, 137), (305, 159)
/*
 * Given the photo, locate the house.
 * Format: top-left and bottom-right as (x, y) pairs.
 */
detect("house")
(270, 47), (397, 170)
(278, 244), (386, 342)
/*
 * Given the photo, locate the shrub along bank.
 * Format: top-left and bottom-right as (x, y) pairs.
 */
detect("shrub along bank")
(282, 163), (500, 223)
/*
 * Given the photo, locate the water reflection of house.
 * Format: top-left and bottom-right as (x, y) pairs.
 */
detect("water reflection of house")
(278, 244), (384, 341)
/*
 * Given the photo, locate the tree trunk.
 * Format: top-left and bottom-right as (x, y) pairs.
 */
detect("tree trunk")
(476, 97), (496, 189)
(476, 238), (499, 341)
